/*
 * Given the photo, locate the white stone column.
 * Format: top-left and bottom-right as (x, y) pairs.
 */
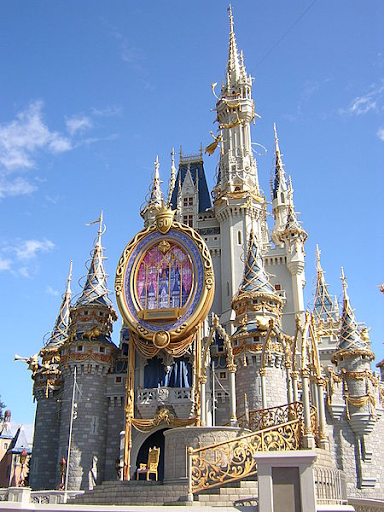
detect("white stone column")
(260, 368), (267, 409)
(317, 377), (329, 449)
(301, 369), (315, 449)
(228, 364), (237, 426)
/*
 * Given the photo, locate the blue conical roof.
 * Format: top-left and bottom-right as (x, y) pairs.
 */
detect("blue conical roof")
(238, 232), (275, 295)
(313, 248), (339, 324)
(44, 262), (72, 348)
(338, 269), (367, 352)
(76, 215), (114, 309)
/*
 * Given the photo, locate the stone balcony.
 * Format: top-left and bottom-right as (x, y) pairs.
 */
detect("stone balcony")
(136, 387), (194, 419)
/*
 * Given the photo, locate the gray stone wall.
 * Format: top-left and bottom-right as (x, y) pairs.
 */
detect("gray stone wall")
(30, 396), (60, 490)
(327, 403), (384, 500)
(104, 375), (125, 480)
(57, 365), (109, 491)
(235, 353), (288, 416)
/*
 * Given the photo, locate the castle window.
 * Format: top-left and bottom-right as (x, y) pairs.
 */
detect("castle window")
(99, 346), (105, 353)
(183, 197), (193, 207)
(4, 443), (8, 449)
(78, 345), (83, 352)
(115, 376), (122, 383)
(219, 371), (227, 379)
(99, 312), (104, 317)
(84, 311), (88, 316)
(237, 231), (242, 245)
(254, 336), (259, 342)
(275, 284), (281, 291)
(183, 215), (193, 227)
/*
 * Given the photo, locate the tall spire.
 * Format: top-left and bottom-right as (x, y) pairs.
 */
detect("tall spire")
(140, 156), (163, 220)
(225, 5), (241, 91)
(167, 149), (177, 207)
(338, 268), (367, 352)
(272, 123), (288, 200)
(76, 212), (114, 308)
(313, 246), (339, 325)
(45, 262), (72, 348)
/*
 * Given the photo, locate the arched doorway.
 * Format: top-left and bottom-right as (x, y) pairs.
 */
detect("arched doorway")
(135, 428), (168, 481)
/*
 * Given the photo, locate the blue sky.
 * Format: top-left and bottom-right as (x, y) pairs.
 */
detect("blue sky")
(1, 1), (383, 438)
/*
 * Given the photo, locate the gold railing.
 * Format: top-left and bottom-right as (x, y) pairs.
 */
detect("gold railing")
(238, 401), (305, 431)
(188, 419), (300, 494)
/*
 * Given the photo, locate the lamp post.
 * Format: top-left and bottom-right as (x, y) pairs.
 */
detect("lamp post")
(18, 449), (28, 487)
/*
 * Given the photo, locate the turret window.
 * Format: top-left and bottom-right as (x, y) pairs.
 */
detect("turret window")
(183, 197), (193, 206)
(237, 231), (242, 245)
(77, 345), (83, 352)
(275, 284), (281, 291)
(183, 215), (193, 227)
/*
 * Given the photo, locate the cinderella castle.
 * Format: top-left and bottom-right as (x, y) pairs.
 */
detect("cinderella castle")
(20, 6), (383, 509)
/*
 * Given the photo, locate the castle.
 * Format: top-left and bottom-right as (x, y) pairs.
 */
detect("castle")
(24, 6), (383, 506)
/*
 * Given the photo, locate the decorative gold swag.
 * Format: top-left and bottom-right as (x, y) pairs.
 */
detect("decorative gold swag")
(345, 392), (376, 420)
(130, 407), (195, 433)
(131, 331), (194, 358)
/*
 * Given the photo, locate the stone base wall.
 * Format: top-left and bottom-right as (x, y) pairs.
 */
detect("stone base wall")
(163, 426), (244, 482)
(327, 404), (384, 500)
(30, 397), (60, 490)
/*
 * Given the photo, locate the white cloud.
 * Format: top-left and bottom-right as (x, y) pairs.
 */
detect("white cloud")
(340, 81), (384, 116)
(65, 115), (93, 136)
(0, 101), (72, 172)
(46, 285), (59, 296)
(0, 177), (37, 198)
(15, 239), (55, 260)
(377, 127), (384, 141)
(0, 256), (11, 271)
(91, 106), (123, 117)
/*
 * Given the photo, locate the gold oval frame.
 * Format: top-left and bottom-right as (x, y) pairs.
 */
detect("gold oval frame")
(115, 221), (214, 343)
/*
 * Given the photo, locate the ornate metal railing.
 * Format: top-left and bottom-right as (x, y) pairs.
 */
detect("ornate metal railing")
(238, 401), (304, 431)
(188, 419), (301, 494)
(238, 401), (318, 441)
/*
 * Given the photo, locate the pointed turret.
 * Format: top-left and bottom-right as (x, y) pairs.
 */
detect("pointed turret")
(313, 246), (339, 326)
(166, 149), (177, 207)
(76, 213), (114, 309)
(232, 231), (283, 335)
(237, 231), (275, 296)
(331, 268), (376, 442)
(336, 268), (372, 355)
(44, 261), (72, 349)
(141, 156), (163, 227)
(69, 213), (117, 344)
(271, 124), (291, 245)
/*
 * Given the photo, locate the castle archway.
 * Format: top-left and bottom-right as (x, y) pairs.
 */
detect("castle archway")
(134, 428), (168, 481)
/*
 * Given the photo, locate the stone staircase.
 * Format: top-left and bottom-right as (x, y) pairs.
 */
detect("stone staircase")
(69, 479), (258, 507)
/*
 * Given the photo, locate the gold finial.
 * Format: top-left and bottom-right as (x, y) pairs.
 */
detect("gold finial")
(66, 260), (73, 294)
(340, 267), (348, 294)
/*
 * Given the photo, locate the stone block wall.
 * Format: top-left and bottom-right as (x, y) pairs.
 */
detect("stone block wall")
(57, 366), (109, 491)
(30, 397), (60, 490)
(327, 404), (384, 500)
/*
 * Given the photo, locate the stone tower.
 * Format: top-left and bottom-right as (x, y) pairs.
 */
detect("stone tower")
(330, 268), (381, 492)
(57, 214), (117, 491)
(231, 231), (290, 416)
(29, 263), (72, 490)
(211, 6), (269, 328)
